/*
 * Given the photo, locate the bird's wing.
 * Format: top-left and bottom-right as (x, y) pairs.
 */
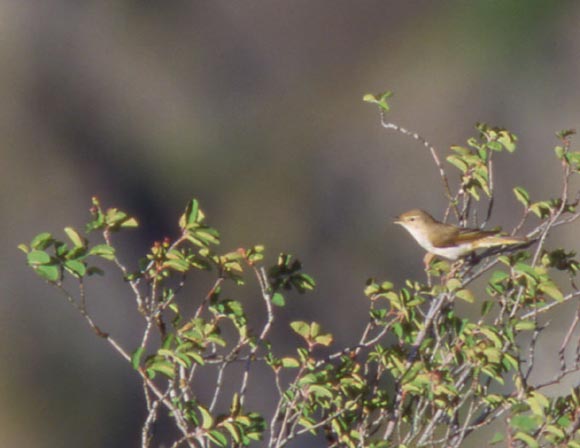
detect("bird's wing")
(434, 227), (497, 248)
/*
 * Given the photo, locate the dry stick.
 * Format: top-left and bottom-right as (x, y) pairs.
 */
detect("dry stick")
(55, 282), (198, 447)
(103, 229), (146, 313)
(379, 109), (459, 220)
(524, 322), (549, 382)
(208, 336), (248, 413)
(520, 290), (580, 320)
(270, 365), (307, 448)
(239, 266), (274, 408)
(383, 293), (450, 441)
(141, 392), (167, 448)
(317, 314), (395, 367)
(558, 308), (580, 371)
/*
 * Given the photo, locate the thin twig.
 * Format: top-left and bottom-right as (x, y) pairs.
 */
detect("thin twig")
(379, 109), (459, 219)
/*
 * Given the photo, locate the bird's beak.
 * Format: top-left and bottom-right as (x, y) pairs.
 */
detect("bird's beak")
(393, 215), (402, 225)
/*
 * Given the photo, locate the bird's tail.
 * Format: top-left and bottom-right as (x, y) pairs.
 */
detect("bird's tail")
(473, 235), (527, 249)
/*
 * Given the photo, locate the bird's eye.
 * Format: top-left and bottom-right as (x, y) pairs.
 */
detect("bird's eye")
(409, 217), (415, 222)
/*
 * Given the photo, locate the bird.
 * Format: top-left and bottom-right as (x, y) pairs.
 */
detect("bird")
(394, 209), (526, 261)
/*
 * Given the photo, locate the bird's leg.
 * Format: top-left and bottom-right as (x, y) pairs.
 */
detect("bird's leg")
(423, 252), (435, 270)
(423, 252), (435, 286)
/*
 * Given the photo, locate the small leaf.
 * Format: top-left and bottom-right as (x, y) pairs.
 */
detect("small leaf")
(514, 320), (536, 331)
(447, 155), (468, 173)
(64, 260), (86, 277)
(30, 232), (54, 250)
(222, 421), (241, 443)
(120, 217), (139, 228)
(89, 244), (116, 260)
(17, 244), (29, 253)
(511, 414), (539, 432)
(490, 432), (505, 445)
(513, 432), (539, 448)
(456, 289), (475, 303)
(146, 359), (175, 379)
(271, 292), (285, 307)
(362, 91), (393, 111)
(198, 405), (214, 430)
(132, 347), (145, 369)
(498, 131), (517, 152)
(309, 384), (333, 399)
(27, 250), (51, 266)
(64, 227), (85, 248)
(290, 321), (310, 339)
(34, 265), (60, 282)
(180, 199), (203, 229)
(539, 281), (563, 301)
(207, 430), (227, 447)
(314, 333), (333, 346)
(513, 187), (530, 208)
(281, 357), (300, 368)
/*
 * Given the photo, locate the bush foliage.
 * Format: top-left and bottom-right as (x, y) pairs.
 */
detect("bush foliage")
(21, 94), (580, 447)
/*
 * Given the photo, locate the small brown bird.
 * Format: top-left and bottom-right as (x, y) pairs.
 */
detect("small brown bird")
(394, 209), (526, 261)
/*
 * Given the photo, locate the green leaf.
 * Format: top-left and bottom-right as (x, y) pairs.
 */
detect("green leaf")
(490, 432), (505, 445)
(64, 227), (85, 248)
(481, 300), (494, 316)
(105, 208), (138, 230)
(27, 250), (51, 266)
(309, 384), (333, 399)
(207, 430), (227, 447)
(362, 91), (393, 111)
(514, 263), (540, 283)
(30, 232), (54, 250)
(17, 244), (29, 253)
(498, 131), (517, 152)
(527, 391), (549, 416)
(511, 414), (539, 432)
(89, 244), (116, 260)
(64, 260), (86, 277)
(513, 186), (530, 208)
(34, 264), (60, 282)
(290, 321), (310, 339)
(446, 278), (462, 292)
(447, 155), (468, 173)
(314, 333), (333, 347)
(198, 405), (214, 430)
(281, 357), (300, 368)
(164, 259), (190, 273)
(513, 432), (539, 448)
(294, 273), (316, 292)
(271, 292), (285, 307)
(132, 347), (145, 369)
(456, 288), (475, 303)
(120, 217), (138, 228)
(539, 281), (563, 301)
(180, 199), (204, 230)
(146, 359), (175, 379)
(514, 320), (536, 331)
(529, 201), (552, 218)
(489, 271), (509, 284)
(222, 421), (241, 443)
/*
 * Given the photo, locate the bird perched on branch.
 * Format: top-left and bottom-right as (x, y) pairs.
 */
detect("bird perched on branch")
(394, 209), (527, 264)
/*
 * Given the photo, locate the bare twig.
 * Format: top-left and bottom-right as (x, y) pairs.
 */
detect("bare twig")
(379, 109), (459, 219)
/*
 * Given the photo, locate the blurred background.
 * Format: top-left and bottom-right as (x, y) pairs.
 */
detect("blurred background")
(2, 1), (580, 446)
